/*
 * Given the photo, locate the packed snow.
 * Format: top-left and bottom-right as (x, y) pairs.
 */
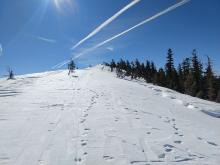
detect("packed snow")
(0, 65), (220, 165)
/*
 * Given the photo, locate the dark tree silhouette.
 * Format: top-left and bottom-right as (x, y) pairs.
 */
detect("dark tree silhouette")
(191, 50), (203, 97)
(204, 57), (216, 100)
(68, 60), (76, 75)
(7, 67), (15, 80)
(104, 49), (220, 103)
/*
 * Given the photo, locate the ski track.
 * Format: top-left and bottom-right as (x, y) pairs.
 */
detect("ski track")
(0, 66), (220, 165)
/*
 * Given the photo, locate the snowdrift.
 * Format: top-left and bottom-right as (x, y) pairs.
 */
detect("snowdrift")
(0, 66), (219, 165)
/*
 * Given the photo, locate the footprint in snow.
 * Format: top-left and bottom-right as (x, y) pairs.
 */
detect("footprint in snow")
(163, 119), (171, 123)
(152, 127), (160, 131)
(74, 158), (82, 162)
(91, 101), (96, 105)
(173, 125), (179, 131)
(103, 155), (114, 161)
(197, 137), (203, 140)
(80, 119), (86, 123)
(81, 142), (87, 146)
(207, 141), (218, 146)
(174, 140), (182, 144)
(174, 131), (184, 137)
(115, 117), (119, 122)
(164, 144), (174, 152)
(83, 114), (88, 117)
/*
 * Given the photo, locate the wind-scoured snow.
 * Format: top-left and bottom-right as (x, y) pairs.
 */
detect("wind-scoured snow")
(0, 66), (220, 165)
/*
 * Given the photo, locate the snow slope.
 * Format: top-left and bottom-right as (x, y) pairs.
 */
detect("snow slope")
(0, 66), (220, 165)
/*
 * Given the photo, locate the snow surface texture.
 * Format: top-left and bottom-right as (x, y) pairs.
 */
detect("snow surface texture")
(0, 65), (220, 165)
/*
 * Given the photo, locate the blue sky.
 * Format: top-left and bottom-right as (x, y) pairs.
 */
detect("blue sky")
(0, 0), (220, 75)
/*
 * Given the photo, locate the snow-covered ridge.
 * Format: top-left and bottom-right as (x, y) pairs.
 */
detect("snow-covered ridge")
(0, 66), (220, 165)
(102, 65), (220, 119)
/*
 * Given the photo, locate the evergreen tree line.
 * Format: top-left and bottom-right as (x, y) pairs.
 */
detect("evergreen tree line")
(104, 49), (220, 103)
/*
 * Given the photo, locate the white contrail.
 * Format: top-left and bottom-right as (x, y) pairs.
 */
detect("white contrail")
(71, 0), (141, 50)
(0, 44), (3, 56)
(53, 0), (190, 69)
(30, 35), (57, 43)
(35, 36), (57, 43)
(73, 0), (190, 59)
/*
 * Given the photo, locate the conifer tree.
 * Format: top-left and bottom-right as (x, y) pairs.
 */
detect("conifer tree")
(177, 64), (184, 92)
(110, 59), (116, 72)
(165, 48), (175, 89)
(151, 62), (157, 83)
(216, 90), (220, 103)
(130, 61), (135, 79)
(172, 69), (180, 91)
(156, 68), (166, 87)
(145, 60), (151, 83)
(205, 57), (216, 100)
(191, 49), (203, 97)
(125, 60), (132, 76)
(184, 71), (194, 96)
(135, 59), (141, 78)
(7, 67), (15, 80)
(182, 58), (191, 80)
(140, 63), (145, 78)
(68, 60), (76, 75)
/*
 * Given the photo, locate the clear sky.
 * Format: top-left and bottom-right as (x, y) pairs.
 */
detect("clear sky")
(0, 0), (219, 75)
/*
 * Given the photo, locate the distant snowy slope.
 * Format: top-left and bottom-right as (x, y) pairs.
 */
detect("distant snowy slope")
(0, 66), (220, 165)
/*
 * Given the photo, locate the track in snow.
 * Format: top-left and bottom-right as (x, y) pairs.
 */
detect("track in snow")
(0, 66), (220, 165)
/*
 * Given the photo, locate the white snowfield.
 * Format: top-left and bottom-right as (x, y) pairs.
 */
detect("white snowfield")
(0, 65), (220, 165)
